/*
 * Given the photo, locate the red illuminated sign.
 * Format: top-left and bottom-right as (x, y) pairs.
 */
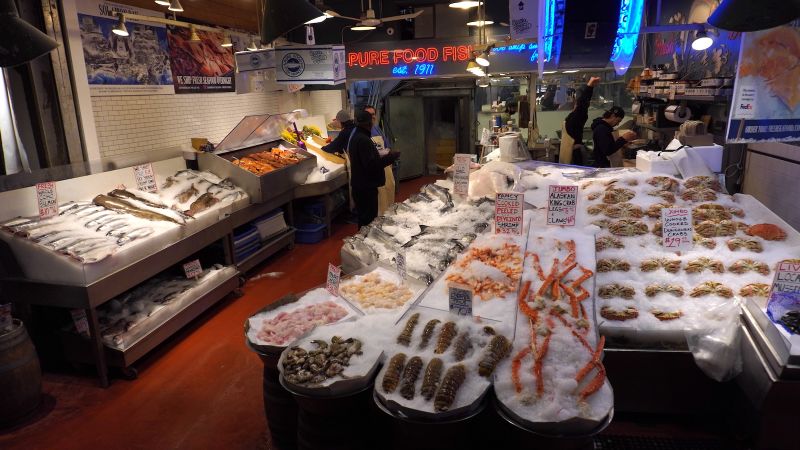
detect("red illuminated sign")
(347, 45), (473, 68)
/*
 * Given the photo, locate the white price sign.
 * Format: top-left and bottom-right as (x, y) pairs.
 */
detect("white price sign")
(546, 185), (578, 226)
(770, 260), (800, 295)
(70, 309), (90, 337)
(396, 251), (407, 281)
(661, 207), (693, 251)
(183, 259), (203, 279)
(133, 163), (158, 193)
(448, 284), (473, 316)
(326, 263), (342, 296)
(36, 182), (58, 219)
(453, 154), (472, 197)
(495, 192), (524, 235)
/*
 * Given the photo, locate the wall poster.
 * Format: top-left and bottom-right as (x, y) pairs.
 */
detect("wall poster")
(168, 26), (236, 93)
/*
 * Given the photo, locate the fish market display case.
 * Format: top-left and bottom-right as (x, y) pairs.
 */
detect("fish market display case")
(197, 113), (317, 203)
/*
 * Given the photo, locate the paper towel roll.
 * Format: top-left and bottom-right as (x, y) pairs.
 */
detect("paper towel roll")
(665, 105), (692, 122)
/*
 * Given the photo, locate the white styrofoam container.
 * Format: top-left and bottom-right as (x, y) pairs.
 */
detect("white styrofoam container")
(689, 144), (723, 173)
(635, 152), (679, 175)
(255, 211), (287, 240)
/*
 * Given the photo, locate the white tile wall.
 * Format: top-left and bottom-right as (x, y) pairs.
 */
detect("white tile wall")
(91, 91), (300, 159)
(297, 90), (345, 123)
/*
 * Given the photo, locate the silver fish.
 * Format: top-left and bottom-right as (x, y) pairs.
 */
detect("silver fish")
(93, 195), (183, 224)
(115, 228), (154, 245)
(64, 238), (110, 254)
(50, 237), (86, 251)
(408, 192), (435, 203)
(84, 212), (119, 228)
(33, 230), (74, 244)
(422, 184), (453, 205)
(96, 218), (129, 233)
(2, 217), (35, 229)
(75, 245), (116, 263)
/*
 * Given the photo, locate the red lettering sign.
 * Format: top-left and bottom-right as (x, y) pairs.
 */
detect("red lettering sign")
(349, 45), (473, 67)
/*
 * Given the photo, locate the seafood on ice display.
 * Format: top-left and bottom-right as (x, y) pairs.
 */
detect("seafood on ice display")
(341, 183), (496, 283)
(0, 169), (247, 266)
(418, 229), (528, 322)
(74, 265), (236, 350)
(278, 317), (386, 395)
(375, 309), (513, 418)
(231, 148), (310, 176)
(495, 229), (613, 432)
(578, 171), (800, 342)
(247, 288), (360, 348)
(338, 267), (424, 316)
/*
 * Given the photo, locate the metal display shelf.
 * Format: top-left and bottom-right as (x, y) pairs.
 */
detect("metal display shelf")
(236, 228), (296, 273)
(59, 272), (240, 371)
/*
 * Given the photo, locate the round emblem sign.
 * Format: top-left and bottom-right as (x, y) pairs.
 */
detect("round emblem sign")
(282, 53), (305, 78)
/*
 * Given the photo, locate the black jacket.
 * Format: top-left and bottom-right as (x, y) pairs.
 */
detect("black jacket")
(348, 126), (398, 189)
(591, 117), (627, 168)
(321, 121), (355, 155)
(564, 85), (593, 145)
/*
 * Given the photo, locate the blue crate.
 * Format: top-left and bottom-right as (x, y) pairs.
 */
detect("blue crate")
(294, 223), (327, 244)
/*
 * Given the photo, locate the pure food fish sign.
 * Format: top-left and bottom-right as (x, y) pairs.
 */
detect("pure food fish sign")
(326, 263), (342, 296)
(547, 185), (578, 226)
(661, 207), (693, 251)
(133, 163), (158, 193)
(448, 283), (473, 316)
(36, 182), (58, 219)
(495, 192), (524, 236)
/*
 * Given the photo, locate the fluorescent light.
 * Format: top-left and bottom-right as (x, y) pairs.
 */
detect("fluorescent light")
(542, 70), (557, 74)
(221, 34), (232, 47)
(562, 69), (579, 73)
(305, 13), (331, 24)
(351, 25), (376, 31)
(168, 0), (183, 12)
(112, 13), (128, 37)
(449, 1), (482, 8)
(467, 20), (494, 26)
(475, 52), (490, 67)
(692, 30), (714, 50)
(154, 0), (170, 5)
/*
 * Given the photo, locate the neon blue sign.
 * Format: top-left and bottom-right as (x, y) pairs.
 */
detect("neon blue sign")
(392, 63), (436, 77)
(490, 43), (539, 63)
(610, 0), (644, 76)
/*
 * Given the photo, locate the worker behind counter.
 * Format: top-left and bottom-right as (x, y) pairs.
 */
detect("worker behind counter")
(322, 109), (355, 156)
(591, 106), (637, 168)
(348, 110), (400, 227)
(559, 76), (600, 165)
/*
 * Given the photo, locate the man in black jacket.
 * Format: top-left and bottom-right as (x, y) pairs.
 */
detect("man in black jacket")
(591, 106), (637, 168)
(322, 109), (355, 155)
(560, 76), (600, 165)
(348, 109), (400, 227)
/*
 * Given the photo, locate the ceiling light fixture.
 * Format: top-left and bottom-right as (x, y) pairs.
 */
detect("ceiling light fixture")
(466, 60), (481, 73)
(221, 33), (233, 47)
(247, 37), (259, 51)
(467, 20), (493, 26)
(477, 77), (490, 87)
(305, 12), (332, 24)
(691, 29), (714, 51)
(155, 0), (170, 5)
(449, 1), (482, 8)
(112, 13), (129, 37)
(351, 25), (377, 31)
(168, 0), (183, 12)
(542, 70), (557, 74)
(189, 24), (200, 41)
(475, 50), (490, 67)
(562, 69), (580, 73)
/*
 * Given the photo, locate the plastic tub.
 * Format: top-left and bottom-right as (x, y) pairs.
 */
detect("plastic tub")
(295, 223), (327, 244)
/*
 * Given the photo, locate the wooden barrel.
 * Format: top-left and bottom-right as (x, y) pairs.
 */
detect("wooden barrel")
(0, 319), (41, 425)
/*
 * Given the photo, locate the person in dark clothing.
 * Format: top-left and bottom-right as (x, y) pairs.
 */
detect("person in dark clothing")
(560, 76), (600, 165)
(348, 109), (400, 227)
(322, 109), (355, 155)
(591, 106), (637, 168)
(540, 85), (558, 111)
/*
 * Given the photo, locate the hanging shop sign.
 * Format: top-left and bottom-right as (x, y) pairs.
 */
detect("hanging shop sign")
(275, 45), (346, 85)
(75, 0), (174, 95)
(727, 23), (800, 143)
(510, 0), (537, 40)
(236, 49), (276, 73)
(347, 38), (556, 80)
(168, 26), (235, 93)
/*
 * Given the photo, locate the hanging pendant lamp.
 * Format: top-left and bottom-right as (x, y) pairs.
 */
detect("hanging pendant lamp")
(261, 0), (324, 45)
(0, 0), (59, 67)
(708, 0), (800, 32)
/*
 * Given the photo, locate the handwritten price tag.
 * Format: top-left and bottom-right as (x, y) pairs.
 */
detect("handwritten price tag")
(495, 192), (524, 236)
(183, 259), (203, 279)
(326, 263), (342, 296)
(661, 207), (693, 251)
(70, 309), (90, 338)
(547, 185), (578, 226)
(452, 154), (472, 197)
(770, 260), (800, 295)
(36, 182), (58, 219)
(133, 163), (158, 193)
(448, 284), (473, 316)
(396, 251), (407, 281)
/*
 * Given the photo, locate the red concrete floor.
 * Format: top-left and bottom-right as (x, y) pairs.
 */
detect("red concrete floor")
(0, 176), (439, 450)
(0, 174), (739, 450)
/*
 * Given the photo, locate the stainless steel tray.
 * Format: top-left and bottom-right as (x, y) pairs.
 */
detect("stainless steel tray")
(198, 142), (317, 203)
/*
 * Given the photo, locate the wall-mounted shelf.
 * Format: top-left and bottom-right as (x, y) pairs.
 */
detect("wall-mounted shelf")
(637, 94), (731, 103)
